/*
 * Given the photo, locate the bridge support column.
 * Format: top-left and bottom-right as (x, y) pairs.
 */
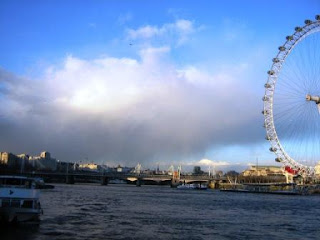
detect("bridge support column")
(101, 176), (109, 185)
(136, 178), (142, 187)
(170, 178), (180, 188)
(66, 175), (75, 184)
(208, 180), (215, 189)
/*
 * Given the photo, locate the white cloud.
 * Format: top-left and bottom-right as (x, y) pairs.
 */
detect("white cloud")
(180, 158), (235, 172)
(127, 25), (161, 39)
(198, 158), (230, 167)
(175, 19), (194, 33)
(43, 48), (174, 113)
(126, 19), (199, 45)
(35, 47), (255, 130)
(199, 158), (229, 166)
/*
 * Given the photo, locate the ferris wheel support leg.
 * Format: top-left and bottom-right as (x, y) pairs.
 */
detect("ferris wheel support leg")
(285, 172), (293, 184)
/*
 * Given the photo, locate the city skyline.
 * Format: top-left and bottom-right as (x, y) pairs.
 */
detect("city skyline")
(0, 1), (319, 171)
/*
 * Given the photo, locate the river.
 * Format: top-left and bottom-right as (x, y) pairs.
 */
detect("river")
(1, 183), (320, 239)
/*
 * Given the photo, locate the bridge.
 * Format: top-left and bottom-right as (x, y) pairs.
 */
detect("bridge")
(8, 171), (228, 188)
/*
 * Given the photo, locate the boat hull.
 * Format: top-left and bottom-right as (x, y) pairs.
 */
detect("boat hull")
(177, 183), (207, 190)
(0, 207), (42, 223)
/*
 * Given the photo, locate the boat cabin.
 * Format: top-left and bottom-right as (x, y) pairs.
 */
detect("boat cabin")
(0, 176), (36, 189)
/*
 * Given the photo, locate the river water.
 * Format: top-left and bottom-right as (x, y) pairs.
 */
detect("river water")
(1, 183), (320, 240)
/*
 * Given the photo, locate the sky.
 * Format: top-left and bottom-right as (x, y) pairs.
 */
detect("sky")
(0, 0), (319, 172)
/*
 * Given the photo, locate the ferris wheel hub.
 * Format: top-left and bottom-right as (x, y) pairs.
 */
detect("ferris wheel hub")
(306, 94), (320, 104)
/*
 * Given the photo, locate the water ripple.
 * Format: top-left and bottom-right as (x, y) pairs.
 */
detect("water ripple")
(2, 184), (320, 240)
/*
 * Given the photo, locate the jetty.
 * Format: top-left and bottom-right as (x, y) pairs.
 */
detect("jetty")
(220, 183), (320, 195)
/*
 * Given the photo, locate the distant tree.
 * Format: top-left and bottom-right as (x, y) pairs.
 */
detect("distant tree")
(225, 170), (239, 177)
(225, 170), (240, 184)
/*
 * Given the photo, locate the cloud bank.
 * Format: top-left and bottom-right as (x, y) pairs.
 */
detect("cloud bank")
(0, 19), (264, 168)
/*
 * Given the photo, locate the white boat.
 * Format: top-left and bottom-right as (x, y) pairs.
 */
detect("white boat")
(109, 179), (127, 184)
(33, 177), (55, 189)
(177, 183), (208, 190)
(0, 176), (43, 223)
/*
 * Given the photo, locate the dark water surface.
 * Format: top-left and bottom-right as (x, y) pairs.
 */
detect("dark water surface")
(1, 183), (320, 240)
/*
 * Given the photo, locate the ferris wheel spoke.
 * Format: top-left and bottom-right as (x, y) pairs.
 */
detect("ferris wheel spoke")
(281, 58), (311, 91)
(273, 101), (308, 122)
(281, 105), (313, 164)
(277, 73), (308, 95)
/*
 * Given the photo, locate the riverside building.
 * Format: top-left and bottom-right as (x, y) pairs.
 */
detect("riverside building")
(242, 165), (284, 177)
(0, 151), (57, 171)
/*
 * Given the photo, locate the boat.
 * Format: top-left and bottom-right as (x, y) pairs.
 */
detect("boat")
(108, 179), (127, 184)
(33, 177), (55, 189)
(0, 176), (43, 223)
(177, 182), (208, 190)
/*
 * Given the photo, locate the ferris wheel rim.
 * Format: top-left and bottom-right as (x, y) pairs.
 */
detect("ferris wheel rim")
(263, 16), (320, 176)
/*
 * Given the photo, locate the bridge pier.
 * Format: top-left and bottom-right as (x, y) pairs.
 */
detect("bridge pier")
(136, 178), (143, 187)
(214, 180), (220, 189)
(101, 176), (109, 185)
(170, 178), (180, 188)
(208, 180), (215, 189)
(66, 175), (75, 184)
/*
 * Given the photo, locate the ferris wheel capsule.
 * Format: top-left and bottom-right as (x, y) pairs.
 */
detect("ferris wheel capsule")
(265, 135), (272, 140)
(264, 83), (272, 88)
(269, 147), (277, 152)
(267, 70), (275, 75)
(286, 35), (294, 41)
(305, 20), (312, 25)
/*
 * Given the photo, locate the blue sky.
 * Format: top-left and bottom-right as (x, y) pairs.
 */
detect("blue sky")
(0, 0), (319, 171)
(1, 0), (318, 73)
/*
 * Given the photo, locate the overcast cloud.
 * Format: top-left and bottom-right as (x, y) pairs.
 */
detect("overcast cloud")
(0, 17), (266, 170)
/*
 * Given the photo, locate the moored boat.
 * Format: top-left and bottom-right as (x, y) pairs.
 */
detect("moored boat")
(177, 182), (208, 190)
(0, 176), (43, 223)
(33, 177), (55, 189)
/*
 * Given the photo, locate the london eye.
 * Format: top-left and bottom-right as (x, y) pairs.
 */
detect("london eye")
(263, 15), (320, 176)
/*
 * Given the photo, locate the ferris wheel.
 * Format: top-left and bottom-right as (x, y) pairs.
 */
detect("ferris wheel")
(263, 15), (320, 176)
